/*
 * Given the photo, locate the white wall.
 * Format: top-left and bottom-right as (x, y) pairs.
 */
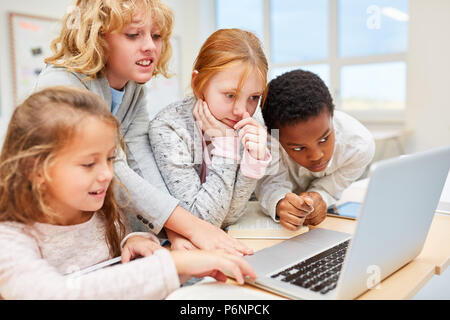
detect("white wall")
(405, 0), (450, 152)
(165, 0), (215, 95)
(0, 0), (73, 143)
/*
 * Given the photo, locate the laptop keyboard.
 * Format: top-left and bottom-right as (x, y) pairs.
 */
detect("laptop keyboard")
(270, 240), (350, 295)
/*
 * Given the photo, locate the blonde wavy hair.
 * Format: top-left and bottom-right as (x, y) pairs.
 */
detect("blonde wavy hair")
(191, 28), (268, 103)
(46, 0), (174, 80)
(0, 86), (126, 257)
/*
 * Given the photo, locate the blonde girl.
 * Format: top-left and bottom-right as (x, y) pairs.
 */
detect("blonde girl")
(0, 86), (256, 299)
(35, 0), (250, 255)
(149, 29), (271, 250)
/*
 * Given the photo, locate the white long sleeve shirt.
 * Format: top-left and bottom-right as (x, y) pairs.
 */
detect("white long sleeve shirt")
(255, 110), (375, 221)
(0, 212), (180, 300)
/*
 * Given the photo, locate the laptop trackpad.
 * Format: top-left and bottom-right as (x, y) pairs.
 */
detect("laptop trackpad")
(244, 228), (351, 276)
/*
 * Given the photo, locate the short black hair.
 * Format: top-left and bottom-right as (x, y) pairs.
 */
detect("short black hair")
(262, 69), (334, 130)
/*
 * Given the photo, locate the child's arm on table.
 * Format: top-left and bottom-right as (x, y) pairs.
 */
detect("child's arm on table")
(171, 250), (257, 285)
(164, 205), (252, 256)
(0, 225), (179, 300)
(121, 234), (258, 285)
(118, 230), (256, 284)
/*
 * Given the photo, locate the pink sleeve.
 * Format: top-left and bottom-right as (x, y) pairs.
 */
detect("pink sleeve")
(0, 225), (180, 300)
(210, 137), (272, 179)
(240, 148), (272, 179)
(210, 136), (241, 161)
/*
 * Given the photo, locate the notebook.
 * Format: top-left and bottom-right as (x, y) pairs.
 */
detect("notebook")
(227, 201), (309, 239)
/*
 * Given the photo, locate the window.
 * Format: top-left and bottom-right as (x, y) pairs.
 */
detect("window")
(215, 0), (409, 121)
(340, 62), (406, 112)
(271, 0), (328, 63)
(270, 64), (330, 87)
(216, 0), (264, 41)
(339, 0), (408, 57)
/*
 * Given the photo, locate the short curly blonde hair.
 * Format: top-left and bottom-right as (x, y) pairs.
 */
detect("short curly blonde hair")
(46, 0), (174, 80)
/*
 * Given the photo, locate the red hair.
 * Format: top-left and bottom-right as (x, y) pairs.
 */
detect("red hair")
(191, 29), (268, 101)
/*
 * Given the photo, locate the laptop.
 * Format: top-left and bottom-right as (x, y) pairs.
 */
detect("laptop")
(240, 146), (450, 300)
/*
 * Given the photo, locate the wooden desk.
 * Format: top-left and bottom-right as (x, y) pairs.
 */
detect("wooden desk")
(417, 214), (450, 275)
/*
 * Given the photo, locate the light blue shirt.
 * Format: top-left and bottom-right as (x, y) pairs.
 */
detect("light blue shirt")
(110, 87), (125, 115)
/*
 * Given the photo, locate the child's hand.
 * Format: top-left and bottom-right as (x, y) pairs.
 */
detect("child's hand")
(276, 193), (314, 230)
(193, 99), (235, 139)
(300, 192), (327, 226)
(234, 112), (268, 161)
(166, 229), (198, 251)
(188, 218), (254, 256)
(170, 250), (257, 285)
(121, 235), (163, 263)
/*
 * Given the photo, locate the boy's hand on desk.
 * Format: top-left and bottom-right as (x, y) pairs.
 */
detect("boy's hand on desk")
(121, 236), (163, 263)
(299, 192), (327, 226)
(276, 193), (314, 230)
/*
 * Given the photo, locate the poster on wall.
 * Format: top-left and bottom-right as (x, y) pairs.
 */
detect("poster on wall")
(146, 36), (183, 120)
(9, 12), (60, 106)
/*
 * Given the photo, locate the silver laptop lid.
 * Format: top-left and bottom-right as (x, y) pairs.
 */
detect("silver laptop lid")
(335, 146), (450, 300)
